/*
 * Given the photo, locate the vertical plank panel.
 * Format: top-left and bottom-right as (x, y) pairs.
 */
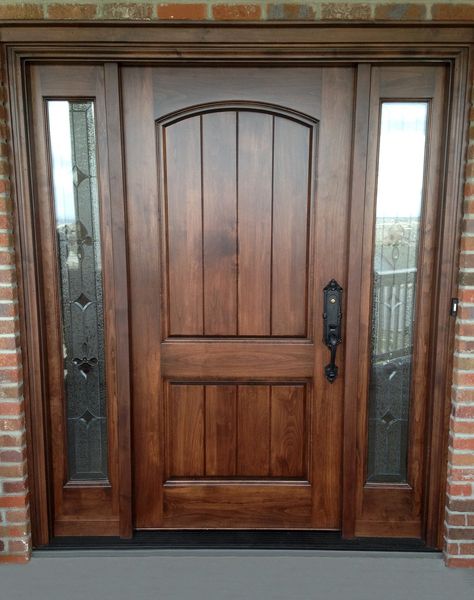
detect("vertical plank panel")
(165, 117), (203, 335)
(202, 112), (237, 335)
(168, 385), (204, 477)
(272, 118), (310, 336)
(271, 385), (305, 477)
(237, 385), (271, 475)
(205, 385), (237, 475)
(238, 112), (273, 335)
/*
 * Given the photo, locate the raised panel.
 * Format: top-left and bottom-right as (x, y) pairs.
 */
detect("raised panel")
(271, 118), (311, 336)
(165, 116), (204, 335)
(160, 107), (314, 338)
(270, 385), (306, 477)
(167, 384), (204, 477)
(166, 382), (307, 480)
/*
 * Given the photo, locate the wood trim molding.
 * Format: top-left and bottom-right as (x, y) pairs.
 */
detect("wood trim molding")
(3, 22), (472, 548)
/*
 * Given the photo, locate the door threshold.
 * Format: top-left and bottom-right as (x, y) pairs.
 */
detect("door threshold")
(36, 530), (437, 553)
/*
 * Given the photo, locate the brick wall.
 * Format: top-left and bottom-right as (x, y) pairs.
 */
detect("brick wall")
(0, 0), (473, 567)
(0, 57), (31, 564)
(445, 86), (474, 569)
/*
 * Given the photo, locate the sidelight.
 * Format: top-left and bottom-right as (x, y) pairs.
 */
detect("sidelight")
(366, 102), (428, 483)
(47, 101), (108, 481)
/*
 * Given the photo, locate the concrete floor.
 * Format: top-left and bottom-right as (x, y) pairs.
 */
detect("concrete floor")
(1, 551), (474, 600)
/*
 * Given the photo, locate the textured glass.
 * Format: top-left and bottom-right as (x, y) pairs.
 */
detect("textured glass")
(48, 101), (108, 481)
(367, 103), (428, 483)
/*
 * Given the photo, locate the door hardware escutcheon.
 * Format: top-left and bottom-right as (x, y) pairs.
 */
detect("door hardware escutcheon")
(323, 279), (343, 383)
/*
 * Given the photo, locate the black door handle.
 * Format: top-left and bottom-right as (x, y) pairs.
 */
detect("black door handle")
(323, 279), (343, 383)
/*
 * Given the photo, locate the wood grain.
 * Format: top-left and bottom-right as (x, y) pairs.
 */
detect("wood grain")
(202, 112), (238, 336)
(167, 385), (205, 477)
(237, 385), (271, 476)
(205, 385), (237, 476)
(237, 112), (273, 336)
(271, 117), (311, 336)
(165, 117), (204, 336)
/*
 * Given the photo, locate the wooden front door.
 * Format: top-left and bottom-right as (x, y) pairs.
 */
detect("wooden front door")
(122, 67), (354, 529)
(27, 58), (452, 541)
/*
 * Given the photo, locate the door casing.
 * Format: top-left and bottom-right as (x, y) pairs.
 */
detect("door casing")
(3, 22), (472, 549)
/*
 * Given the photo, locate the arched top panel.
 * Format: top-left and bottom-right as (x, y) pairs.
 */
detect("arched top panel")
(158, 101), (316, 338)
(157, 101), (319, 129)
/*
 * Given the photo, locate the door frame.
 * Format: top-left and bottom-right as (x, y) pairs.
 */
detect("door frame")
(3, 22), (471, 549)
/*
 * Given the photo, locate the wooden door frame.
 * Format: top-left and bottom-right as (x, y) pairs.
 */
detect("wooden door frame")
(2, 22), (471, 549)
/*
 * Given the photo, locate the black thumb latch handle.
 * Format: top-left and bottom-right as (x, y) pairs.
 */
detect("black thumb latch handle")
(323, 279), (343, 384)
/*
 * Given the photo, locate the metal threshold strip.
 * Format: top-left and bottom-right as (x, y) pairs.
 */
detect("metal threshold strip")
(36, 530), (438, 553)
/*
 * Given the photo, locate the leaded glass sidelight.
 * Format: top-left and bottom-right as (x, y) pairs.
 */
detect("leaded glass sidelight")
(367, 102), (428, 484)
(47, 101), (108, 481)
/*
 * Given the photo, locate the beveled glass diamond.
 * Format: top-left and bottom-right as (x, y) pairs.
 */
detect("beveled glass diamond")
(74, 293), (92, 311)
(80, 409), (95, 425)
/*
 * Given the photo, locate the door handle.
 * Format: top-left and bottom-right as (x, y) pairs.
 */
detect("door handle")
(323, 279), (343, 383)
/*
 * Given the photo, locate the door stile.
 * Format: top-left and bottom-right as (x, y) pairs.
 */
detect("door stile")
(103, 63), (133, 538)
(342, 63), (372, 539)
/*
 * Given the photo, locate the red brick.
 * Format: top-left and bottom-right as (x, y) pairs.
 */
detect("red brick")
(0, 449), (25, 463)
(446, 512), (466, 526)
(454, 406), (474, 420)
(0, 495), (27, 508)
(466, 162), (474, 179)
(469, 145), (474, 160)
(459, 253), (474, 269)
(321, 3), (372, 19)
(0, 464), (24, 478)
(103, 3), (154, 19)
(0, 525), (28, 538)
(432, 4), (474, 21)
(0, 365), (22, 383)
(47, 4), (98, 20)
(212, 4), (262, 20)
(266, 3), (316, 19)
(374, 4), (426, 20)
(0, 197), (12, 213)
(449, 452), (474, 467)
(457, 303), (474, 319)
(0, 383), (23, 399)
(157, 3), (207, 19)
(0, 402), (23, 417)
(0, 418), (23, 432)
(458, 287), (474, 303)
(447, 483), (473, 497)
(446, 526), (474, 540)
(0, 180), (10, 194)
(3, 480), (27, 494)
(8, 539), (29, 554)
(451, 437), (474, 451)
(450, 419), (474, 434)
(465, 198), (474, 214)
(0, 4), (43, 20)
(0, 434), (23, 447)
(5, 509), (28, 524)
(453, 371), (474, 386)
(458, 543), (474, 554)
(0, 353), (20, 368)
(460, 237), (474, 252)
(465, 182), (474, 198)
(0, 143), (9, 158)
(0, 337), (20, 351)
(0, 271), (17, 286)
(453, 355), (474, 370)
(0, 555), (29, 564)
(449, 500), (474, 513)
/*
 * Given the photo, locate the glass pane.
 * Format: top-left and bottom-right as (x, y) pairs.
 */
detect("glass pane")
(367, 102), (428, 484)
(48, 101), (108, 481)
